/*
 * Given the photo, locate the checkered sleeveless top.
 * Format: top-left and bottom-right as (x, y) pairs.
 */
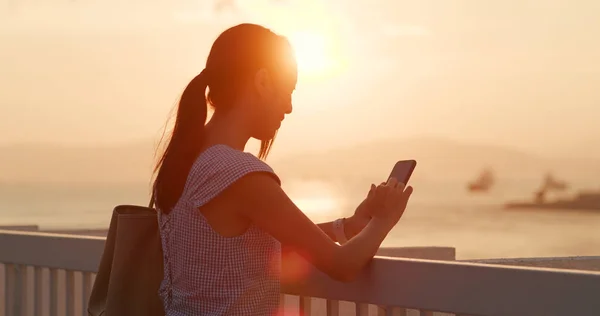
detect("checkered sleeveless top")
(157, 144), (282, 316)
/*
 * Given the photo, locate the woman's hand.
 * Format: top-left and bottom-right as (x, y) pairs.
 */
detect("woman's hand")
(370, 177), (413, 229)
(345, 184), (377, 238)
(346, 178), (413, 236)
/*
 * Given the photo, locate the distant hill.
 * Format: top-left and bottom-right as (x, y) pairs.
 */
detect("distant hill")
(1, 137), (599, 185)
(271, 137), (541, 181)
(0, 141), (157, 184)
(270, 137), (600, 185)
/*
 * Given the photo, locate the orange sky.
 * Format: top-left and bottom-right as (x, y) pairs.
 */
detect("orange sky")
(1, 0), (600, 157)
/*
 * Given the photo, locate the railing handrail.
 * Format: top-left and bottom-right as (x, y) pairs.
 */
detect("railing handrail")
(0, 229), (105, 272)
(2, 230), (600, 316)
(282, 255), (600, 316)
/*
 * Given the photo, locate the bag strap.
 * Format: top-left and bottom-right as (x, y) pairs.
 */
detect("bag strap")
(149, 191), (155, 209)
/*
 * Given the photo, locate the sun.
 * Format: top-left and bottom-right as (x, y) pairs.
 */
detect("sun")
(287, 30), (337, 77)
(231, 0), (349, 78)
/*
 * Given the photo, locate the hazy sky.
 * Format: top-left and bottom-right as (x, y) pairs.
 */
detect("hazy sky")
(1, 0), (599, 156)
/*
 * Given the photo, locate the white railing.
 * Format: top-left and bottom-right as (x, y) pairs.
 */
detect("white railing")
(1, 229), (600, 316)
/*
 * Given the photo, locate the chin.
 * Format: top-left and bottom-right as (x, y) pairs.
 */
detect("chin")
(252, 128), (279, 141)
(253, 132), (277, 141)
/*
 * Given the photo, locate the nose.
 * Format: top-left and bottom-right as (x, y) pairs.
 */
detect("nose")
(285, 104), (292, 115)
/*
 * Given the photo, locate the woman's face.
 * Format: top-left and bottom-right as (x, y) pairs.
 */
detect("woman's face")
(250, 68), (297, 141)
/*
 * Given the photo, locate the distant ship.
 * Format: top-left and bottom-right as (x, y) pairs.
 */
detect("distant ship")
(467, 168), (494, 193)
(505, 191), (600, 211)
(504, 173), (600, 211)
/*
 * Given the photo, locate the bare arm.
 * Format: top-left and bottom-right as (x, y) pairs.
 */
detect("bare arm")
(317, 185), (376, 242)
(225, 172), (407, 282)
(283, 220), (364, 260)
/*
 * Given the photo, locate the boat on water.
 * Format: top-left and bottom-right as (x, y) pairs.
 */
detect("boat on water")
(504, 172), (600, 211)
(467, 168), (494, 193)
(505, 191), (600, 211)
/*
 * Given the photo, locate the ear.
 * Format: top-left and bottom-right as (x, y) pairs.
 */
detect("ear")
(253, 68), (274, 99)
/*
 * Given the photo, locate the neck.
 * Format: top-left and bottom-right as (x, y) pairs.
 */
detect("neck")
(204, 109), (250, 151)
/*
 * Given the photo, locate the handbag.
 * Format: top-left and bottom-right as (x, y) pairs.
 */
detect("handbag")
(87, 196), (165, 316)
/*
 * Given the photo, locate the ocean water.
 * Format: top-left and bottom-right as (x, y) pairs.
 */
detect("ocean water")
(1, 179), (599, 260)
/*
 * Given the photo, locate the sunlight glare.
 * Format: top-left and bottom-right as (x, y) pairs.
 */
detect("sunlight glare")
(284, 179), (342, 221)
(236, 0), (350, 80)
(288, 30), (333, 77)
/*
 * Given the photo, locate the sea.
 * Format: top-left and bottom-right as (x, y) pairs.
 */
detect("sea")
(1, 178), (599, 260)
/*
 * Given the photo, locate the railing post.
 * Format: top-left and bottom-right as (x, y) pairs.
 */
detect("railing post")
(5, 264), (17, 316)
(299, 296), (312, 315)
(66, 271), (76, 316)
(49, 268), (59, 316)
(355, 303), (369, 316)
(82, 272), (94, 316)
(3, 264), (30, 316)
(326, 299), (339, 316)
(34, 267), (44, 316)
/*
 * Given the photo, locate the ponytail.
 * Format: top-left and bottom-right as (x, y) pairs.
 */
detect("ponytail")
(153, 71), (209, 213)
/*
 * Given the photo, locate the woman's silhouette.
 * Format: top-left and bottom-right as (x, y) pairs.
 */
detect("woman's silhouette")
(152, 23), (413, 315)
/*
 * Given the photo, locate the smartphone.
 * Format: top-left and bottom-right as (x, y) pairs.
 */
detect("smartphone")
(387, 160), (417, 185)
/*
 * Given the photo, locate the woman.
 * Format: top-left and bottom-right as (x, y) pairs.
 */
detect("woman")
(152, 23), (413, 316)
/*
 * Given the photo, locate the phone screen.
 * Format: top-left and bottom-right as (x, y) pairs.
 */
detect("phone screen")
(387, 160), (417, 185)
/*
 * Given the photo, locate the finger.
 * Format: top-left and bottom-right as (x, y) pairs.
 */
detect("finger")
(373, 185), (386, 201)
(390, 184), (411, 208)
(366, 186), (378, 202)
(381, 184), (393, 195)
(398, 186), (414, 208)
(393, 186), (407, 204)
(387, 177), (398, 187)
(375, 181), (391, 191)
(367, 184), (376, 197)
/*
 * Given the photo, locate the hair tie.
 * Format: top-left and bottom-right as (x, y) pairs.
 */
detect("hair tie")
(200, 68), (212, 80)
(190, 69), (209, 88)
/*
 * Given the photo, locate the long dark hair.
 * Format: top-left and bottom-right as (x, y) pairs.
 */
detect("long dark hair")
(152, 23), (295, 213)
